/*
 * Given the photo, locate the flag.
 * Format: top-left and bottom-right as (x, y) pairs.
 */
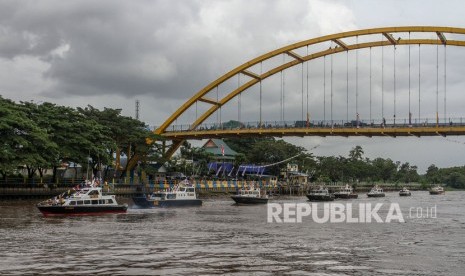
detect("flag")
(221, 144), (225, 156)
(306, 112), (310, 127)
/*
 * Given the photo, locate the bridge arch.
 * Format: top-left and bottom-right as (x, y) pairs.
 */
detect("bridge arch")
(156, 26), (465, 157)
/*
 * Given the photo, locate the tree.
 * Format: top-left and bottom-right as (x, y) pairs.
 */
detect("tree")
(78, 105), (161, 179)
(445, 172), (465, 188)
(224, 137), (274, 162)
(0, 98), (57, 180)
(371, 158), (398, 183)
(349, 145), (364, 161)
(316, 156), (342, 182)
(395, 162), (420, 183)
(425, 164), (440, 183)
(179, 141), (214, 176)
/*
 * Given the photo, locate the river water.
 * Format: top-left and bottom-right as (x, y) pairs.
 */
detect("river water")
(0, 191), (464, 275)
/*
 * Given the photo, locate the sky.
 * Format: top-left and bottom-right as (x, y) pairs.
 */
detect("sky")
(1, 0), (465, 173)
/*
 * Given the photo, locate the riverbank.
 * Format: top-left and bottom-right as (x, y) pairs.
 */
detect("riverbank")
(0, 181), (448, 200)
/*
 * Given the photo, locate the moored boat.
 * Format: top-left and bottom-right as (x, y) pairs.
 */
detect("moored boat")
(37, 186), (128, 216)
(306, 186), (334, 201)
(132, 180), (202, 208)
(429, 185), (445, 195)
(367, 185), (385, 197)
(333, 184), (358, 199)
(399, 187), (411, 196)
(231, 183), (268, 204)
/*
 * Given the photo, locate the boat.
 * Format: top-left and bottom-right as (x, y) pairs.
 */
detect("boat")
(306, 186), (334, 201)
(429, 185), (445, 195)
(37, 185), (128, 216)
(231, 183), (268, 204)
(333, 184), (358, 199)
(132, 181), (202, 208)
(399, 187), (412, 196)
(367, 185), (385, 197)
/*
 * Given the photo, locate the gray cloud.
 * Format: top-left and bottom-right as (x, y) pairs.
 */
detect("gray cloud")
(2, 0), (465, 171)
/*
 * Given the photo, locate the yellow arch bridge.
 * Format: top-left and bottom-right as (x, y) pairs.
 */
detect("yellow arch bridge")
(150, 26), (465, 160)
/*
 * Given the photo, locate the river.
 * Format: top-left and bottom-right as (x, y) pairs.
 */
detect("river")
(0, 191), (464, 275)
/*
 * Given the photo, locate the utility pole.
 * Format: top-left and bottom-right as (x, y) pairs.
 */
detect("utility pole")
(135, 99), (140, 120)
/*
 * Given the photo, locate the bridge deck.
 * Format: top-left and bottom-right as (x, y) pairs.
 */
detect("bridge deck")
(161, 125), (465, 140)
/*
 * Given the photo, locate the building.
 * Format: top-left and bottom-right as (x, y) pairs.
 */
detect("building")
(202, 139), (238, 161)
(281, 163), (309, 185)
(202, 139), (238, 176)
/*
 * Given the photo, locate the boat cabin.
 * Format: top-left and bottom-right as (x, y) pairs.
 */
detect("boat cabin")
(67, 198), (117, 206)
(150, 186), (197, 200)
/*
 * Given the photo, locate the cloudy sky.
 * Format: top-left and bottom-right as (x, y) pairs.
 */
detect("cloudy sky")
(2, 0), (465, 172)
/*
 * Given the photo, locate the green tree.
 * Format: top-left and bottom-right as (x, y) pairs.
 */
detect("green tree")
(425, 164), (440, 183)
(0, 98), (57, 180)
(395, 162), (420, 183)
(349, 145), (364, 161)
(445, 171), (465, 188)
(78, 105), (161, 179)
(371, 158), (398, 182)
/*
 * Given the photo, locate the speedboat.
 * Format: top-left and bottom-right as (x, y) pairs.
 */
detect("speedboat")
(37, 186), (128, 216)
(333, 184), (358, 199)
(399, 187), (412, 196)
(367, 185), (385, 197)
(306, 186), (334, 201)
(132, 181), (202, 208)
(231, 183), (268, 204)
(429, 185), (445, 195)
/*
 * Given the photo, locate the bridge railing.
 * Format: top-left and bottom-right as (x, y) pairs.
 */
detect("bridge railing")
(162, 117), (465, 133)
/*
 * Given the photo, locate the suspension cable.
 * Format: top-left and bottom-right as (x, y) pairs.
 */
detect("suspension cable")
(444, 44), (447, 124)
(418, 44), (421, 123)
(356, 36), (359, 119)
(370, 47), (372, 123)
(346, 50), (349, 122)
(281, 53), (286, 122)
(306, 46), (309, 127)
(216, 86), (220, 126)
(323, 55), (326, 122)
(408, 32), (411, 125)
(238, 74), (241, 122)
(280, 54), (283, 122)
(394, 45), (396, 125)
(436, 39), (439, 126)
(283, 54), (286, 122)
(381, 34), (384, 120)
(331, 43), (333, 124)
(259, 62), (262, 127)
(301, 63), (304, 123)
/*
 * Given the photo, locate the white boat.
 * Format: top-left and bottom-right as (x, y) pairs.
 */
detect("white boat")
(37, 186), (128, 216)
(429, 185), (445, 195)
(333, 184), (358, 199)
(231, 183), (268, 204)
(367, 185), (385, 197)
(306, 186), (334, 201)
(132, 180), (202, 208)
(399, 187), (411, 196)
